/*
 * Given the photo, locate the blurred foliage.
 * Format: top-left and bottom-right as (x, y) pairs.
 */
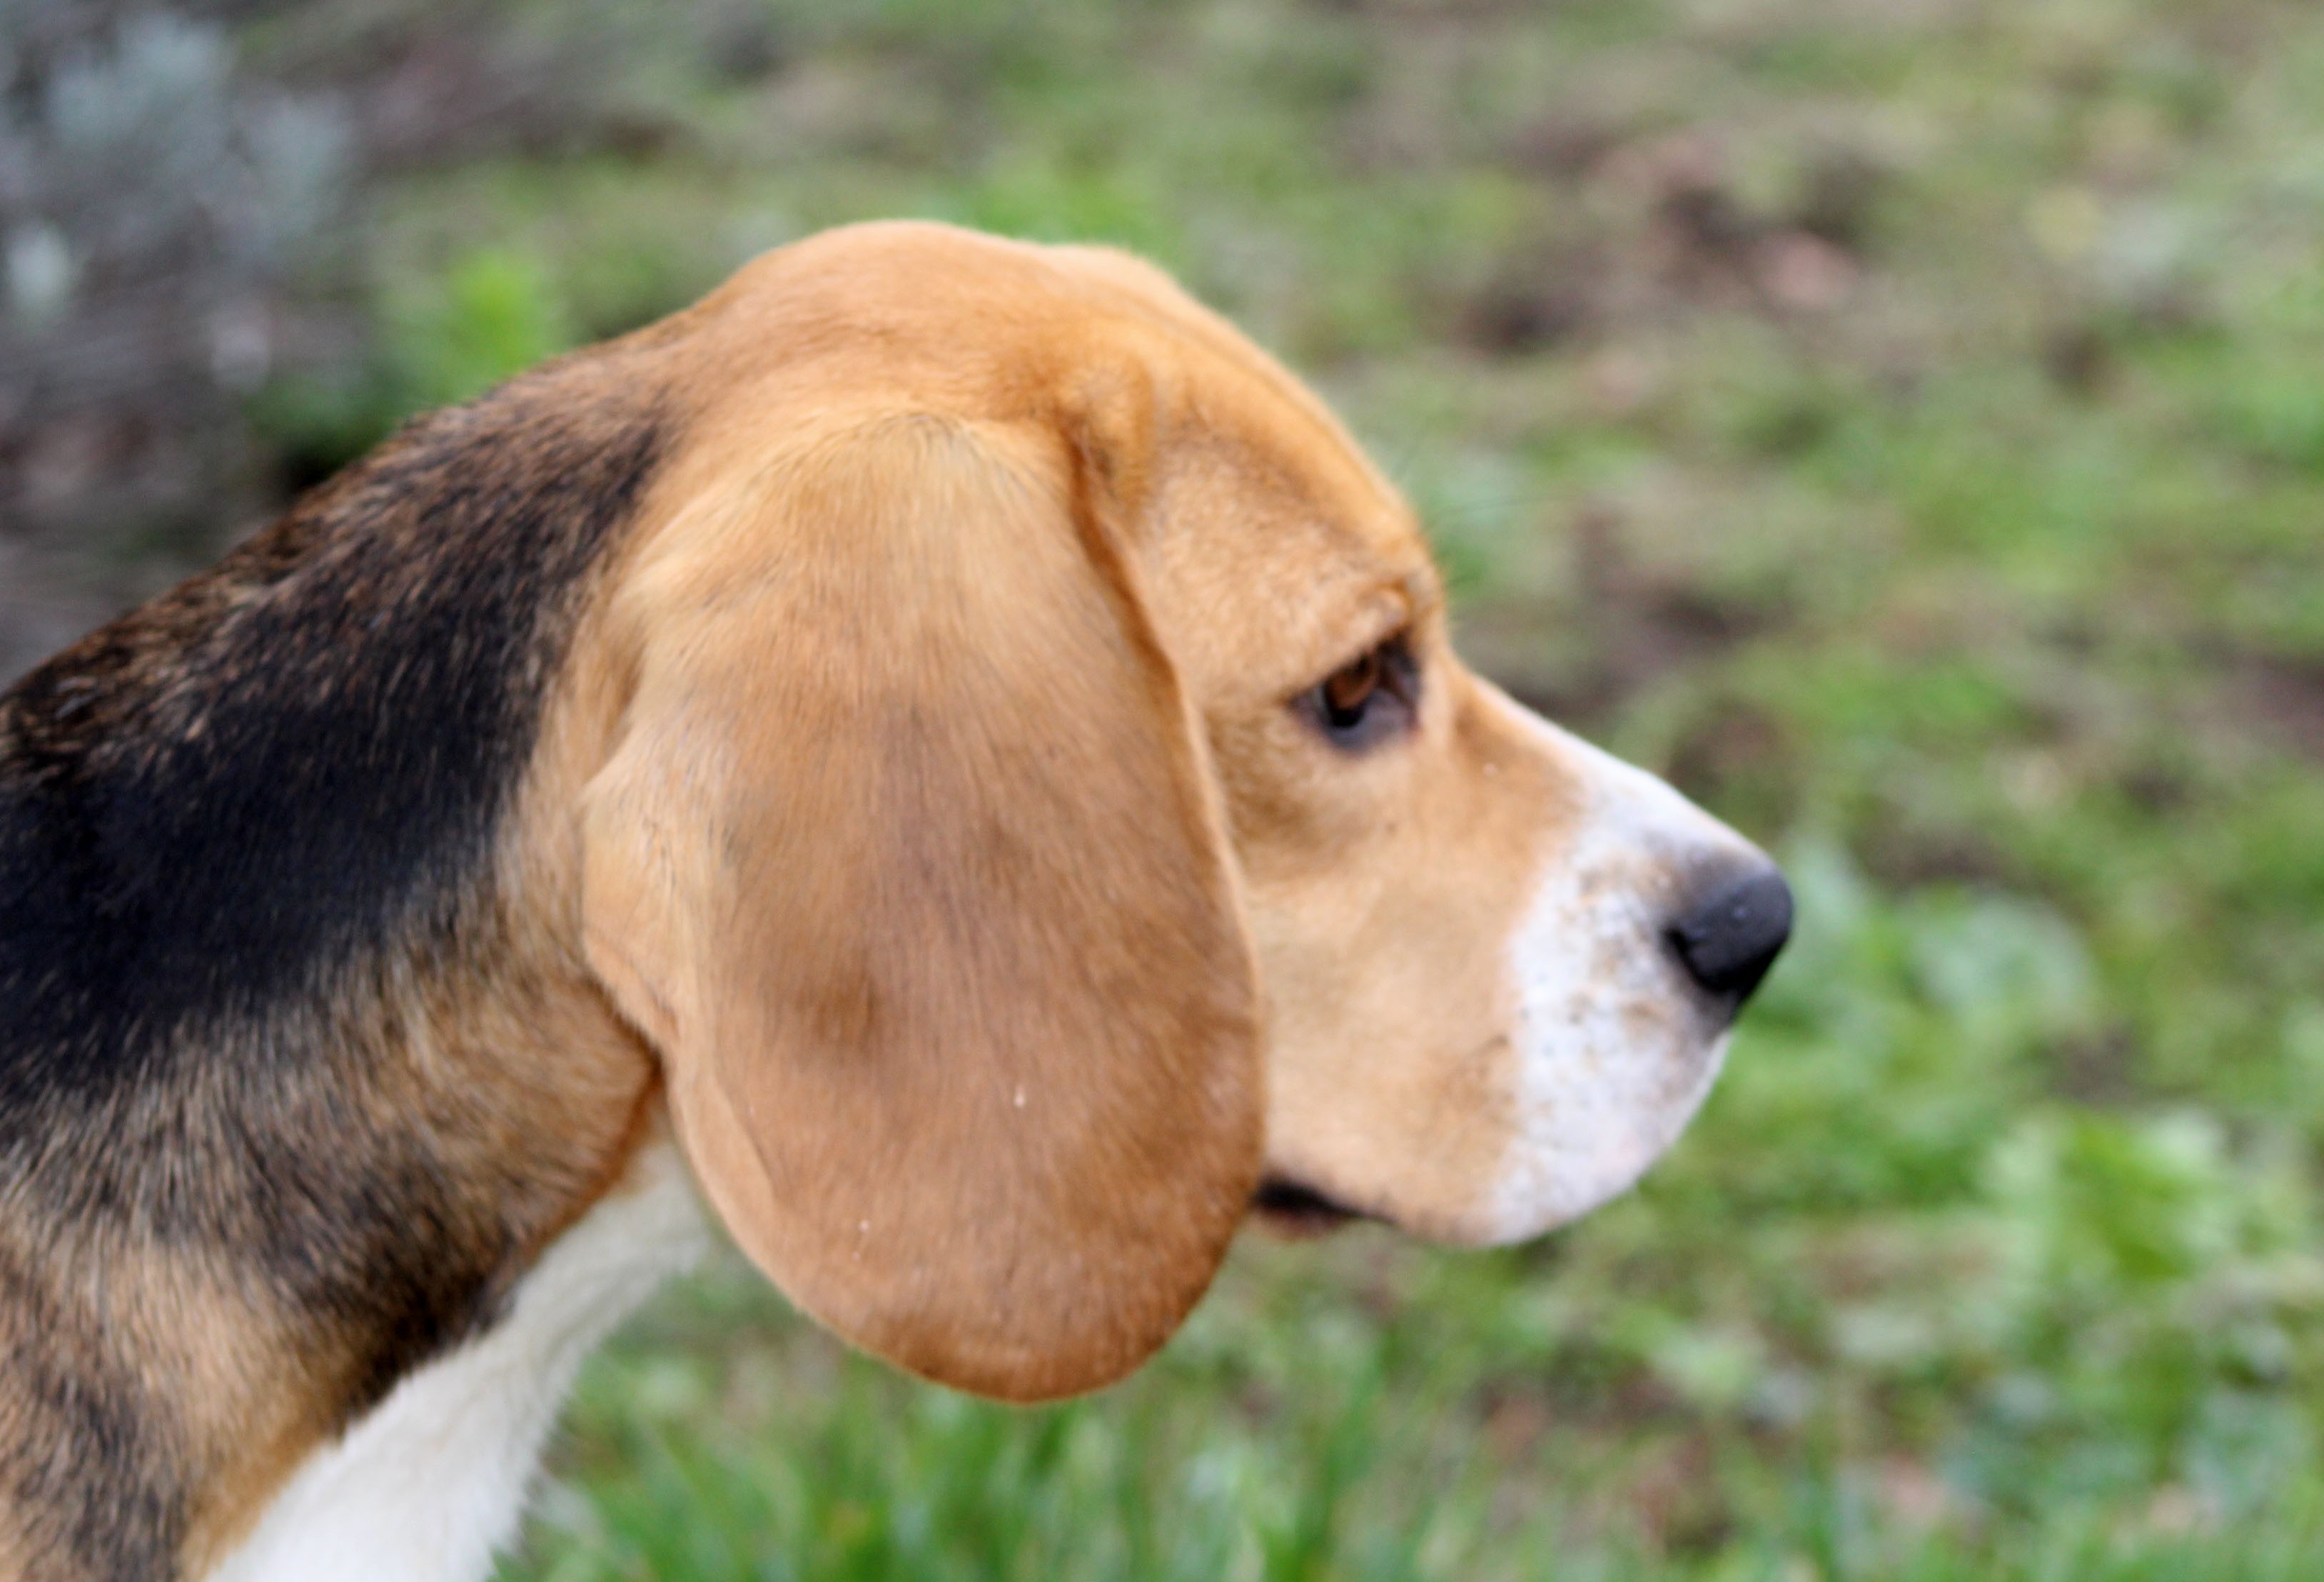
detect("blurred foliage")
(6, 0), (2324, 1574)
(0, 0), (352, 670)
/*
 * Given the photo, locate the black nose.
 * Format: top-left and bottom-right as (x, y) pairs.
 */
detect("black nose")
(1666, 865), (1793, 1010)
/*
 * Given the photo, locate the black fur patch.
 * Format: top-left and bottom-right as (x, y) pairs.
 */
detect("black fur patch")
(0, 384), (658, 1114)
(0, 363), (665, 1578)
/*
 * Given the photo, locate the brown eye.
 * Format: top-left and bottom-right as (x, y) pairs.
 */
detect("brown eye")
(1323, 650), (1381, 729)
(1304, 635), (1418, 750)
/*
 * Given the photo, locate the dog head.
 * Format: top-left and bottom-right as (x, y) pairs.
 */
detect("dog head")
(579, 222), (1789, 1401)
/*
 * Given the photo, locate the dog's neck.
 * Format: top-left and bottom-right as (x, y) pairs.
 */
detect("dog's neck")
(0, 374), (677, 1580)
(204, 1128), (711, 1582)
(0, 887), (670, 1581)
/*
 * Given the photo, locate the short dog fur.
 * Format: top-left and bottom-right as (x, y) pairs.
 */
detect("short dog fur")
(0, 222), (1786, 1581)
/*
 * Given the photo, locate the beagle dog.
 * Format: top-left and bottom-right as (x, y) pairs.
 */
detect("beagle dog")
(0, 221), (1791, 1582)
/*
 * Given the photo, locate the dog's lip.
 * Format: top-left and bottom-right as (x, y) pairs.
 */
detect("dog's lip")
(1249, 1174), (1378, 1236)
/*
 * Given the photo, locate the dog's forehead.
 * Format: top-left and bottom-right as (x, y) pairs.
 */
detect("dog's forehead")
(686, 223), (1439, 686)
(1138, 425), (1435, 697)
(1019, 243), (1443, 681)
(1131, 352), (1438, 692)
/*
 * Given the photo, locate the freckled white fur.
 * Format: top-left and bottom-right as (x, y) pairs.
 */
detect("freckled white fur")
(205, 1138), (712, 1582)
(1485, 696), (1759, 1244)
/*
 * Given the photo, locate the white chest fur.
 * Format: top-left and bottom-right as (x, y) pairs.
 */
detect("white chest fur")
(206, 1139), (713, 1582)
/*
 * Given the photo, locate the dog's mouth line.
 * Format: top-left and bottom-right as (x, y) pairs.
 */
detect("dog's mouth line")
(1250, 1174), (1378, 1233)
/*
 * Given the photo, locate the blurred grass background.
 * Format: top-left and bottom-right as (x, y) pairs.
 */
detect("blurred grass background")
(8, 1), (2324, 1576)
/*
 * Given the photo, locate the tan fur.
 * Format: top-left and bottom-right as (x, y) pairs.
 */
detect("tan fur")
(4, 220), (1740, 1575)
(580, 409), (1262, 1399)
(555, 222), (1602, 1384)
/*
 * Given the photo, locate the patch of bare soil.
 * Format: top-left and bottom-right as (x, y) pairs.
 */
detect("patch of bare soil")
(2235, 653), (2324, 763)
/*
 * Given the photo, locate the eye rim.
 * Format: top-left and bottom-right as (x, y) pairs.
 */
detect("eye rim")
(1299, 632), (1420, 752)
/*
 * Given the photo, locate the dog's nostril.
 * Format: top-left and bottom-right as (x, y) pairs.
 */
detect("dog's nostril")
(1666, 865), (1793, 1010)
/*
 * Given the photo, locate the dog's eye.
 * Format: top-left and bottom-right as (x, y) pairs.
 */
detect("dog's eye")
(1304, 635), (1418, 750)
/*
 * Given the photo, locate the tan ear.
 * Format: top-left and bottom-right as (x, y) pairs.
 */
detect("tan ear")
(581, 413), (1262, 1401)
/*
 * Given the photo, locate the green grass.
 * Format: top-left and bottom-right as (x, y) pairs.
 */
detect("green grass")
(226, 0), (2324, 1572)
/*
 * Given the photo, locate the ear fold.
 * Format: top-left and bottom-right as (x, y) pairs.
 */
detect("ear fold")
(581, 415), (1262, 1401)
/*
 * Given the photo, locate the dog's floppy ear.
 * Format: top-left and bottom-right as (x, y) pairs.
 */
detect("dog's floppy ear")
(581, 413), (1262, 1401)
